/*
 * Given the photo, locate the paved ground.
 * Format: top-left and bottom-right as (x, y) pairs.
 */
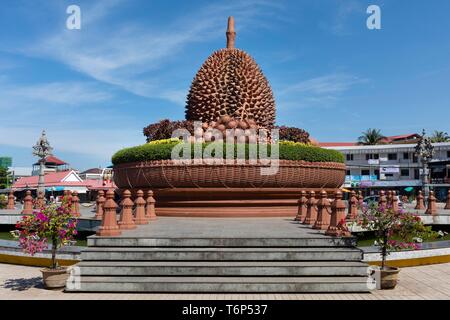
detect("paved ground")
(0, 262), (449, 300)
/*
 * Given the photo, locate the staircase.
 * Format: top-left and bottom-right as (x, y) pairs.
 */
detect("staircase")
(67, 223), (370, 292)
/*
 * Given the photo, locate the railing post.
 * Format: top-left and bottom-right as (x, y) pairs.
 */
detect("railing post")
(415, 190), (425, 210)
(134, 190), (148, 225)
(295, 190), (307, 222)
(36, 191), (45, 209)
(95, 190), (106, 220)
(346, 190), (358, 220)
(425, 191), (437, 215)
(378, 190), (387, 208)
(146, 190), (157, 221)
(391, 191), (399, 213)
(21, 190), (33, 214)
(71, 191), (80, 217)
(7, 191), (15, 209)
(326, 190), (349, 237)
(313, 190), (331, 230)
(118, 190), (136, 230)
(444, 190), (450, 210)
(303, 191), (318, 225)
(97, 190), (121, 236)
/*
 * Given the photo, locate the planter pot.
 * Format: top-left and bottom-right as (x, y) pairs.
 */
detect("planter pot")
(380, 266), (400, 289)
(41, 267), (69, 290)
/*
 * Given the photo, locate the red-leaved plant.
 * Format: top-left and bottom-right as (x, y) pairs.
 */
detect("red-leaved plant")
(358, 202), (436, 269)
(12, 199), (78, 269)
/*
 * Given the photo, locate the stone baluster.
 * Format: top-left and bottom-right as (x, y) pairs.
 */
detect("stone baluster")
(301, 191), (311, 224)
(118, 190), (136, 230)
(391, 191), (399, 213)
(134, 190), (148, 225)
(444, 190), (450, 210)
(387, 190), (393, 207)
(313, 190), (331, 230)
(22, 190), (33, 214)
(146, 190), (157, 221)
(7, 191), (15, 209)
(415, 190), (425, 210)
(303, 191), (318, 225)
(67, 190), (73, 207)
(97, 190), (121, 236)
(346, 190), (358, 220)
(425, 191), (437, 215)
(295, 190), (307, 222)
(95, 190), (106, 220)
(378, 190), (387, 208)
(71, 191), (80, 217)
(326, 191), (350, 237)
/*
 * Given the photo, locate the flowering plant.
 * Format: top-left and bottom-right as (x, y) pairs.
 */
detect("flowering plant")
(358, 202), (437, 269)
(13, 200), (78, 269)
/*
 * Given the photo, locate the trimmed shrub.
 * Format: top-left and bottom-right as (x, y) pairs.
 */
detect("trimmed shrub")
(112, 141), (344, 165)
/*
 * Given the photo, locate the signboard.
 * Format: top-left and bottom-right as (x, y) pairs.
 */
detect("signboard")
(345, 175), (378, 182)
(368, 159), (379, 165)
(379, 157), (388, 162)
(380, 167), (399, 173)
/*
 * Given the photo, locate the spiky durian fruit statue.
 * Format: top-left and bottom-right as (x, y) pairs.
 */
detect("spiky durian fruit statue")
(186, 17), (276, 129)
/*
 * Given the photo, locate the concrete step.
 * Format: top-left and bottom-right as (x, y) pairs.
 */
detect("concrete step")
(87, 237), (357, 248)
(66, 276), (371, 293)
(81, 247), (363, 261)
(76, 261), (369, 277)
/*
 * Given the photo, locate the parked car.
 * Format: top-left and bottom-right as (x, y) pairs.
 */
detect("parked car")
(363, 195), (403, 207)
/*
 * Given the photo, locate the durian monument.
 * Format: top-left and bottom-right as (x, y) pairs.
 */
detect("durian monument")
(112, 17), (346, 217)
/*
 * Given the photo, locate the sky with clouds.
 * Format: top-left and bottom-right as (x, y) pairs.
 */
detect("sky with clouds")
(0, 0), (449, 171)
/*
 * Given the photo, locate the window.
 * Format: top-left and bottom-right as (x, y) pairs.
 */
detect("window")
(374, 169), (380, 179)
(413, 154), (418, 163)
(414, 169), (420, 179)
(403, 153), (409, 160)
(388, 153), (397, 160)
(385, 173), (394, 177)
(346, 154), (354, 161)
(346, 170), (351, 176)
(361, 169), (370, 176)
(447, 151), (450, 158)
(366, 154), (379, 160)
(401, 169), (409, 177)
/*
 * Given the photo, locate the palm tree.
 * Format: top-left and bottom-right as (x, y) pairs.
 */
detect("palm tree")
(430, 131), (450, 143)
(357, 128), (386, 145)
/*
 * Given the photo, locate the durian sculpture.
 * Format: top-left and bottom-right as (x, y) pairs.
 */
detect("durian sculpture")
(185, 17), (276, 129)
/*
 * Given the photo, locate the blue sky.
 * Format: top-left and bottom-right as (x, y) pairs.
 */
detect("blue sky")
(0, 0), (449, 171)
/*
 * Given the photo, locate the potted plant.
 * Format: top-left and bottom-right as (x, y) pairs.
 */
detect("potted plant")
(359, 202), (436, 289)
(13, 199), (78, 289)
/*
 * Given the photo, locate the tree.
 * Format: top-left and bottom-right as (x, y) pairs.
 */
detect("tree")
(430, 131), (450, 143)
(357, 128), (386, 145)
(0, 167), (12, 189)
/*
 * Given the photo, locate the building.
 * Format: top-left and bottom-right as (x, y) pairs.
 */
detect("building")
(31, 155), (70, 176)
(321, 140), (450, 201)
(0, 157), (12, 168)
(79, 167), (112, 181)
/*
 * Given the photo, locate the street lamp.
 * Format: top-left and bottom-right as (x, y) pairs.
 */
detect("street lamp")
(414, 129), (434, 204)
(32, 130), (53, 196)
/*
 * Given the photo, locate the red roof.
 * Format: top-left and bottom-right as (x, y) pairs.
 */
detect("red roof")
(33, 155), (67, 166)
(84, 179), (117, 191)
(381, 134), (420, 143)
(13, 171), (86, 189)
(319, 142), (357, 147)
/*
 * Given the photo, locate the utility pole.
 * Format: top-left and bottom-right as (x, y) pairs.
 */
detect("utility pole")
(414, 129), (434, 205)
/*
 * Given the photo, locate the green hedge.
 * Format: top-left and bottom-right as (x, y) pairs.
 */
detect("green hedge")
(112, 142), (344, 165)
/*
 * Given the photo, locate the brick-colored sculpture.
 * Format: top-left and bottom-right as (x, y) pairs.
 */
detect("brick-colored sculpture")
(295, 190), (308, 222)
(326, 191), (350, 237)
(97, 190), (121, 236)
(415, 190), (425, 210)
(146, 190), (157, 221)
(303, 191), (318, 225)
(391, 191), (399, 213)
(134, 190), (148, 225)
(71, 191), (80, 217)
(378, 190), (387, 208)
(387, 190), (393, 206)
(118, 190), (136, 230)
(66, 190), (73, 207)
(444, 190), (450, 210)
(22, 190), (33, 214)
(95, 190), (106, 220)
(357, 191), (364, 208)
(346, 190), (358, 220)
(36, 191), (45, 209)
(425, 191), (437, 215)
(7, 191), (15, 209)
(185, 17), (275, 128)
(313, 190), (331, 230)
